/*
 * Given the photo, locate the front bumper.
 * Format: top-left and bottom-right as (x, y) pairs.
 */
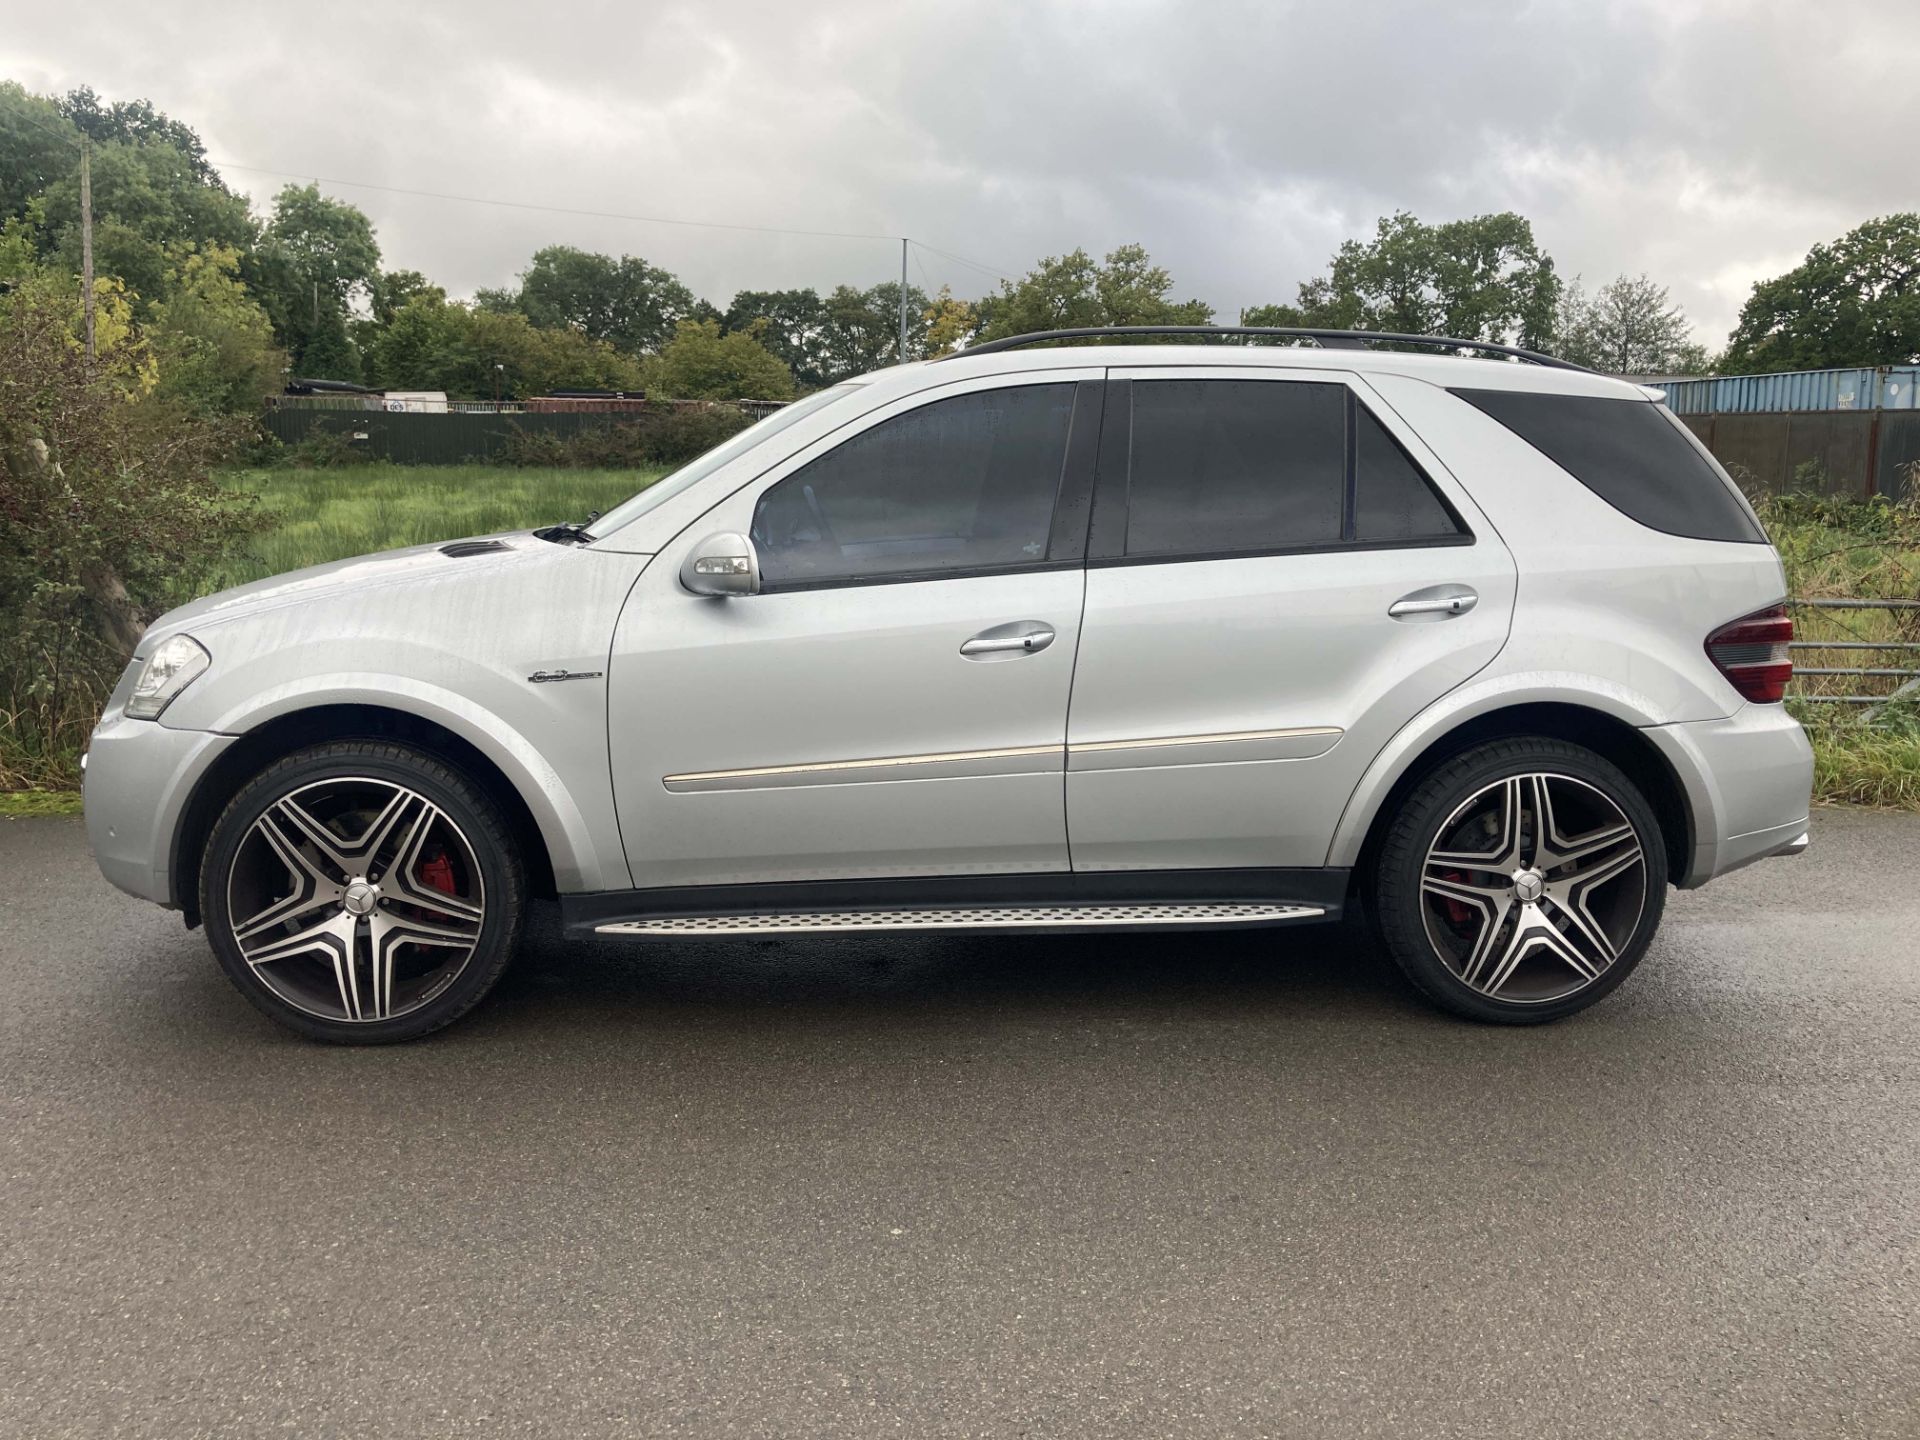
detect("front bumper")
(1642, 704), (1814, 888)
(83, 713), (236, 907)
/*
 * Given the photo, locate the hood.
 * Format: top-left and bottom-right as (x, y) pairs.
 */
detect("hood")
(142, 532), (562, 650)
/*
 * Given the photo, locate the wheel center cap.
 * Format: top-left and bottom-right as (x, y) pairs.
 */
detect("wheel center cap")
(342, 879), (380, 917)
(1512, 868), (1545, 903)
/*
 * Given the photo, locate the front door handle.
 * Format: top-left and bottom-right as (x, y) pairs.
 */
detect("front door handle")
(961, 620), (1055, 660)
(1388, 585), (1478, 621)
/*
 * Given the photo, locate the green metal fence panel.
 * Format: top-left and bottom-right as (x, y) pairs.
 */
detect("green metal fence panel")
(262, 409), (642, 464)
(1878, 413), (1920, 503)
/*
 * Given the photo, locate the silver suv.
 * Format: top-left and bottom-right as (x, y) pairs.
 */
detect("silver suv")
(84, 327), (1814, 1042)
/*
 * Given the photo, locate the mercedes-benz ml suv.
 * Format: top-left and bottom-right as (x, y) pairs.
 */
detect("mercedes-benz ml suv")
(84, 327), (1814, 1042)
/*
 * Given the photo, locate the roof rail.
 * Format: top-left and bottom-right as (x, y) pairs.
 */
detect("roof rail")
(945, 325), (1594, 373)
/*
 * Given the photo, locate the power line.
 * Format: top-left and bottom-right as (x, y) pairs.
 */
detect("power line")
(908, 238), (1016, 285)
(211, 159), (1026, 287)
(7, 107), (83, 150)
(209, 158), (906, 245)
(11, 119), (1029, 292)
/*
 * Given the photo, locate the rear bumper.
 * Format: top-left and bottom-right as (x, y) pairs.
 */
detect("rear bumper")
(83, 713), (235, 907)
(1642, 705), (1814, 888)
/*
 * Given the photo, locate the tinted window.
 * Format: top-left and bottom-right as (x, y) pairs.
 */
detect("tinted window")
(1451, 388), (1764, 543)
(753, 384), (1075, 586)
(1126, 379), (1345, 556)
(1354, 404), (1463, 542)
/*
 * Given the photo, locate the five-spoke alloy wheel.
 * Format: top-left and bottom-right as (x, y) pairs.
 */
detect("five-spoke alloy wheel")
(1372, 738), (1667, 1023)
(201, 742), (525, 1043)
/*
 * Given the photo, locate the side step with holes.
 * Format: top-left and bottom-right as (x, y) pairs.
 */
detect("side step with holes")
(592, 901), (1329, 937)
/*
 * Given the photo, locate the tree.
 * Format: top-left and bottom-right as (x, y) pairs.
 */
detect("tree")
(363, 294), (646, 398)
(818, 281), (931, 378)
(55, 86), (221, 187)
(497, 245), (697, 355)
(369, 268), (444, 326)
(252, 184), (381, 380)
(147, 246), (285, 415)
(1554, 274), (1710, 374)
(0, 82), (79, 222)
(28, 107), (256, 318)
(1245, 212), (1559, 350)
(642, 318), (795, 400)
(1723, 214), (1920, 374)
(0, 270), (257, 786)
(981, 243), (1211, 340)
(922, 284), (978, 357)
(723, 287), (831, 387)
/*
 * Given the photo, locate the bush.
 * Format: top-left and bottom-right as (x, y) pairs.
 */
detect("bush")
(0, 276), (259, 789)
(500, 404), (755, 469)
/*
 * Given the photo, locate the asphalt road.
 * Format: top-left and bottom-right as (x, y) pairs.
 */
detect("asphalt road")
(2, 811), (1917, 1439)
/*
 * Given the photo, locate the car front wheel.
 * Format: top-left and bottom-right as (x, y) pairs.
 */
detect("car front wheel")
(200, 741), (526, 1043)
(1372, 737), (1667, 1023)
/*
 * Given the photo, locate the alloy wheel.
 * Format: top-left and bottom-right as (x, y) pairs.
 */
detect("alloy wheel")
(1419, 771), (1647, 1004)
(224, 776), (486, 1023)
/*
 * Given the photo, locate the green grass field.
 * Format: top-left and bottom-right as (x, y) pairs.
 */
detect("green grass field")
(198, 464), (667, 594)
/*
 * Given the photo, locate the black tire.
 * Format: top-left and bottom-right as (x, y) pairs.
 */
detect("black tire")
(1371, 737), (1667, 1024)
(199, 740), (526, 1044)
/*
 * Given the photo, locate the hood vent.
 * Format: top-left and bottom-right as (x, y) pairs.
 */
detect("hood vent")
(439, 539), (511, 558)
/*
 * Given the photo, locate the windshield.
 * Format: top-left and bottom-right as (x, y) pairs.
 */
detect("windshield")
(584, 384), (866, 540)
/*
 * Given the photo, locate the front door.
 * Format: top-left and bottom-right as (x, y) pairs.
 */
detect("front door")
(1065, 366), (1517, 872)
(608, 371), (1104, 891)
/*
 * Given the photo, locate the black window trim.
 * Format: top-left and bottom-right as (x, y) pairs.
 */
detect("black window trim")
(753, 377), (1105, 595)
(1086, 373), (1474, 566)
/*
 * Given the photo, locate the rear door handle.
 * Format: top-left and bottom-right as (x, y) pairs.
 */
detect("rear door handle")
(1388, 585), (1478, 620)
(961, 620), (1056, 659)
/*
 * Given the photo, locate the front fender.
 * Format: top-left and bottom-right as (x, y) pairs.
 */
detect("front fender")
(167, 673), (624, 893)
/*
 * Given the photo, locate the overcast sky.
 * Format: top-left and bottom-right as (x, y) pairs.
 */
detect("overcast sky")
(5, 0), (1914, 345)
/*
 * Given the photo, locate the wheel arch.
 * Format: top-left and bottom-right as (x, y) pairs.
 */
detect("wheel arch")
(169, 703), (567, 927)
(1335, 698), (1696, 900)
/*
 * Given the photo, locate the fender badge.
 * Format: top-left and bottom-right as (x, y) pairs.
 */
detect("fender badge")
(527, 669), (604, 684)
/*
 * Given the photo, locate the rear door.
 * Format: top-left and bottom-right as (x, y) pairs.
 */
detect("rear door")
(1065, 366), (1516, 872)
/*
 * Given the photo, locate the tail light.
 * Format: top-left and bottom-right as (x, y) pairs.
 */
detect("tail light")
(1706, 604), (1793, 703)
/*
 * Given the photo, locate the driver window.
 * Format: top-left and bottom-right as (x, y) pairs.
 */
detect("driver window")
(752, 383), (1076, 588)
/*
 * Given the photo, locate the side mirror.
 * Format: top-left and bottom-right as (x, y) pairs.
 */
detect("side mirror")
(680, 531), (761, 597)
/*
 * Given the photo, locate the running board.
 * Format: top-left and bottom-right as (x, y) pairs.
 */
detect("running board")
(593, 901), (1328, 937)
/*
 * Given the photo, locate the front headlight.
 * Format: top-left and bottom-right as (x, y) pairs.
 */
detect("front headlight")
(126, 634), (210, 720)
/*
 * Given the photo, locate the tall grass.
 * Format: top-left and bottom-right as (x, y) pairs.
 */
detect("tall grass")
(194, 464), (665, 594)
(1756, 489), (1920, 809)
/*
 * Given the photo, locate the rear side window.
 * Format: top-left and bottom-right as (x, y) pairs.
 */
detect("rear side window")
(1450, 388), (1764, 543)
(1122, 379), (1466, 558)
(1126, 379), (1344, 555)
(1354, 404), (1461, 542)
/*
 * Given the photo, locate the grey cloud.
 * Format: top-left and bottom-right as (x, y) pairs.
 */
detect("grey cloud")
(5, 0), (1916, 344)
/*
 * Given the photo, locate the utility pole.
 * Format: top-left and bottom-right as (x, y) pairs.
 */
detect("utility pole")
(79, 135), (95, 362)
(899, 238), (908, 363)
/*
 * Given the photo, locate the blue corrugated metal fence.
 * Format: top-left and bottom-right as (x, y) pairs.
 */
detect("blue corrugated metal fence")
(1656, 366), (1920, 416)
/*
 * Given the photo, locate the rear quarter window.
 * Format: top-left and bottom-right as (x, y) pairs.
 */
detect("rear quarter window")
(1450, 388), (1764, 544)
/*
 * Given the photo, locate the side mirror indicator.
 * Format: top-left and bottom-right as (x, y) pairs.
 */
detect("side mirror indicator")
(681, 532), (761, 597)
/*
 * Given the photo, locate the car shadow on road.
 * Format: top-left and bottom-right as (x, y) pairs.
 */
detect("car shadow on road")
(467, 903), (1433, 1036)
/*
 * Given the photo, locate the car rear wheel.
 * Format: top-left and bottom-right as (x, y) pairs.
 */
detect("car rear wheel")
(200, 741), (525, 1043)
(1372, 737), (1667, 1023)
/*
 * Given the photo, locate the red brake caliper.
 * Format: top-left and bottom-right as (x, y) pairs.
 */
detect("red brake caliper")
(417, 848), (457, 896)
(1437, 870), (1472, 927)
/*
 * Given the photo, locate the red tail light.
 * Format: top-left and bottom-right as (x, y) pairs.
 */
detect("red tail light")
(1706, 604), (1793, 703)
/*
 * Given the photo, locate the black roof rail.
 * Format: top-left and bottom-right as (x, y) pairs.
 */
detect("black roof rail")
(945, 325), (1595, 373)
